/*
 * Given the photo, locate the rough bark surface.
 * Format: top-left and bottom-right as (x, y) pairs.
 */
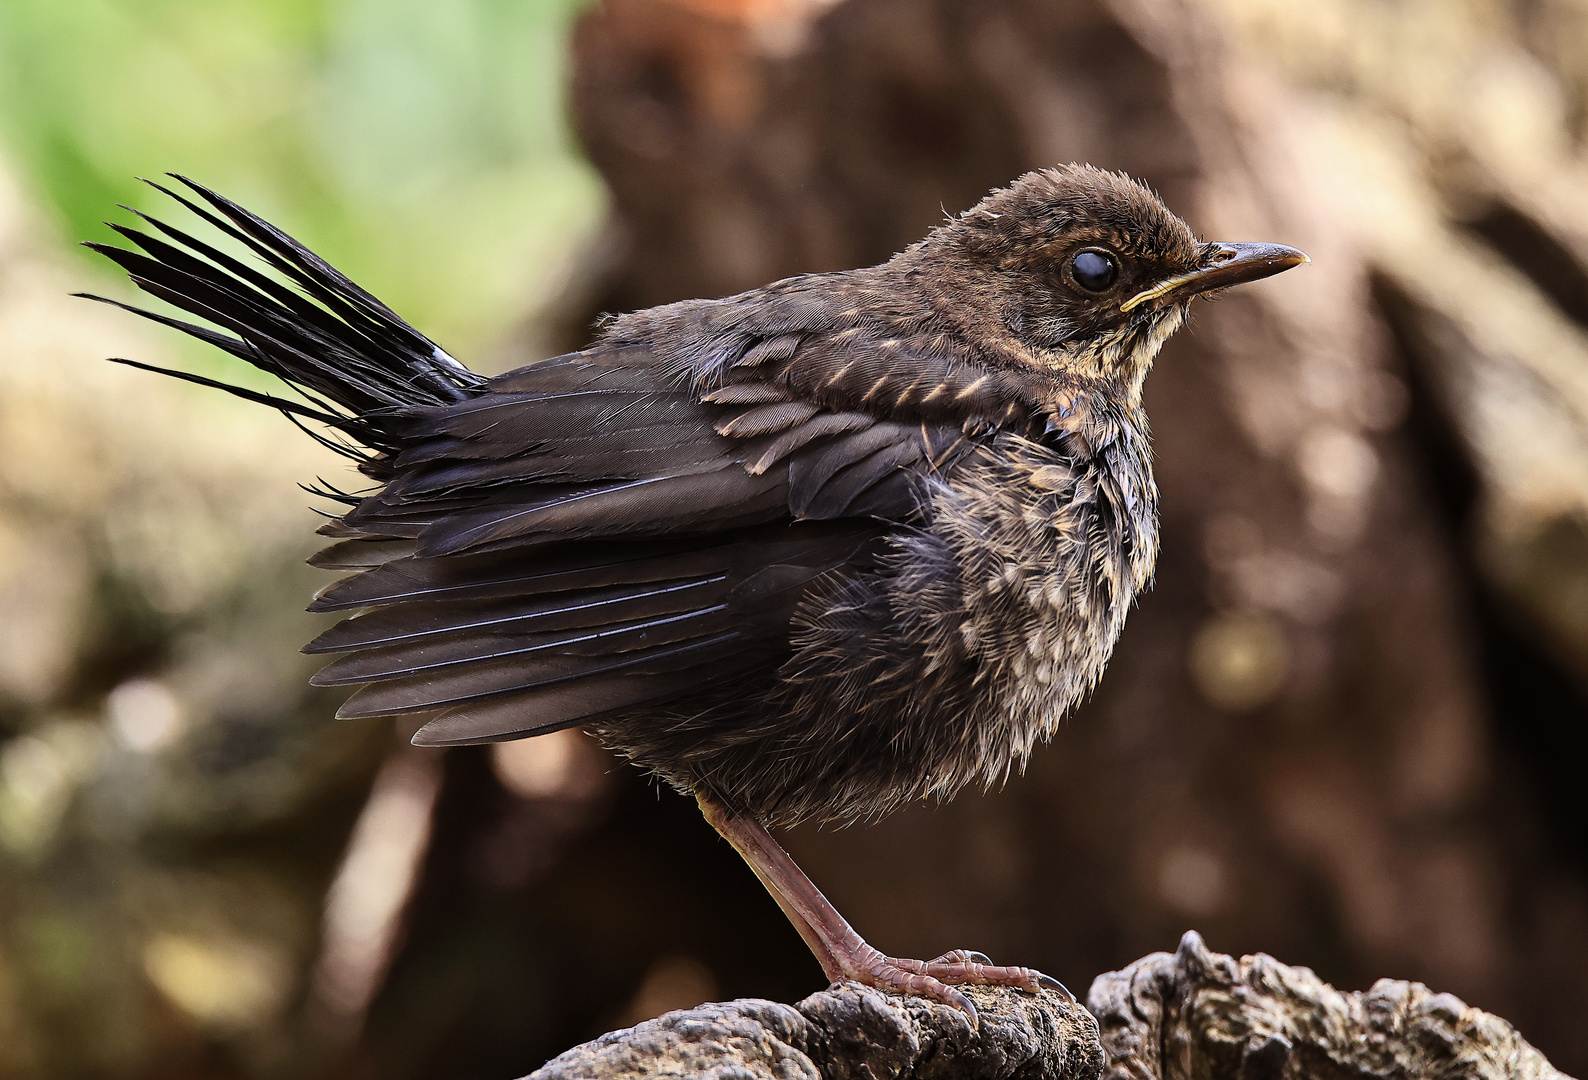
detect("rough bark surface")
(527, 982), (1096, 1080)
(1091, 932), (1567, 1080)
(522, 935), (1568, 1080)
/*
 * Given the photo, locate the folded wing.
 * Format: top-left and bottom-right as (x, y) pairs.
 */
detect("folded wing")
(309, 344), (975, 744)
(81, 179), (1018, 746)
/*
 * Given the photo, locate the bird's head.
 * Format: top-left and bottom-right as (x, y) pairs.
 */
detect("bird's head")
(930, 164), (1307, 408)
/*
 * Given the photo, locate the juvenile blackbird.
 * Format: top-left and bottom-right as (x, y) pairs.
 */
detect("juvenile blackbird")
(86, 165), (1305, 1019)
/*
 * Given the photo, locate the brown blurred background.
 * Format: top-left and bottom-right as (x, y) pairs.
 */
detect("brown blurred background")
(1, 0), (1587, 1077)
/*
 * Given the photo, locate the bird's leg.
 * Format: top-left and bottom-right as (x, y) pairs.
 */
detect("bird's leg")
(696, 790), (1070, 1023)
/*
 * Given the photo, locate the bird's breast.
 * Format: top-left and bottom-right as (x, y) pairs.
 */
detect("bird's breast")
(929, 428), (1158, 756)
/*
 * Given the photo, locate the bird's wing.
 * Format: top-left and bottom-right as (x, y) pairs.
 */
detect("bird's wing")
(77, 178), (1034, 745)
(306, 341), (995, 745)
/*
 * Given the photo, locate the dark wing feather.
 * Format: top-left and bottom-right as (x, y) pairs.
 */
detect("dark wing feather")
(414, 467), (790, 556)
(336, 631), (747, 721)
(306, 576), (733, 658)
(310, 541), (734, 611)
(409, 654), (776, 746)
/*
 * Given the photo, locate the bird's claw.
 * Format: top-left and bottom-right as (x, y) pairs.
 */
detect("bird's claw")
(837, 945), (1070, 1025)
(1036, 972), (1075, 1001)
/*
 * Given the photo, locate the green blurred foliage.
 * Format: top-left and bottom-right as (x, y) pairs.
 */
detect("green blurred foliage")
(0, 0), (602, 360)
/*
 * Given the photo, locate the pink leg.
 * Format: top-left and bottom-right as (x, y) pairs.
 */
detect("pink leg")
(696, 790), (1071, 1024)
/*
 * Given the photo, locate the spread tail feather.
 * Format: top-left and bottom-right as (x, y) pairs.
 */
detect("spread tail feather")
(78, 175), (486, 458)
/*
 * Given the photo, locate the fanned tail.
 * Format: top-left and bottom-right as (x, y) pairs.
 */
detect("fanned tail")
(78, 175), (486, 459)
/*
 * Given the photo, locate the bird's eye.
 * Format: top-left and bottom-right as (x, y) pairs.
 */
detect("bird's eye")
(1070, 250), (1118, 292)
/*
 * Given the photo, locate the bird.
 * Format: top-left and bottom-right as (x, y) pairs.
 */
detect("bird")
(83, 164), (1306, 1021)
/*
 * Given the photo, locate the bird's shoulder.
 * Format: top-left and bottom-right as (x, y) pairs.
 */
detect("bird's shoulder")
(597, 265), (1057, 435)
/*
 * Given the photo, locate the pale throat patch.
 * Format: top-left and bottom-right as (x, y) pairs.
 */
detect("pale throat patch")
(1122, 305), (1185, 407)
(1042, 305), (1186, 395)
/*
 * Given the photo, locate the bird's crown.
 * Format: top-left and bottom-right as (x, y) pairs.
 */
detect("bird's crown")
(955, 164), (1204, 279)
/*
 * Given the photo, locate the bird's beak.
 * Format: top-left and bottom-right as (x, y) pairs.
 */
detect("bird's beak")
(1120, 242), (1309, 312)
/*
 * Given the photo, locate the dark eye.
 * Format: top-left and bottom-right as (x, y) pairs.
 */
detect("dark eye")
(1070, 250), (1118, 292)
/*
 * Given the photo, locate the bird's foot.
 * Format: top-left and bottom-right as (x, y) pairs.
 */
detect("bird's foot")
(834, 945), (1072, 1023)
(691, 792), (1072, 1027)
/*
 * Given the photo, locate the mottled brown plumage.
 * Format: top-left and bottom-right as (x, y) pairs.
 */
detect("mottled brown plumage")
(85, 165), (1306, 1019)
